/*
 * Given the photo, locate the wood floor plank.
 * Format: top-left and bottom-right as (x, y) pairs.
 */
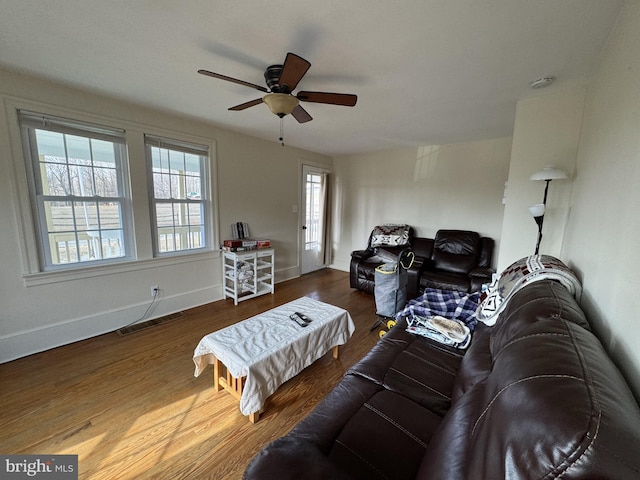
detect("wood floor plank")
(0, 269), (379, 479)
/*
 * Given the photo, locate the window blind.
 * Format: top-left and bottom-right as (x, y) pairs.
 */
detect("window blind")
(144, 134), (208, 156)
(18, 110), (125, 144)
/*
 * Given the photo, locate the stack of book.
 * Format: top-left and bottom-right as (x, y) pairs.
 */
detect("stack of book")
(222, 239), (271, 252)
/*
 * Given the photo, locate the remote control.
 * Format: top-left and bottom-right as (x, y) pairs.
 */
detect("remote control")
(290, 313), (308, 327)
(295, 312), (312, 324)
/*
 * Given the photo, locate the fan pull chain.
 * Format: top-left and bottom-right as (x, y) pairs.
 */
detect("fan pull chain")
(279, 117), (285, 147)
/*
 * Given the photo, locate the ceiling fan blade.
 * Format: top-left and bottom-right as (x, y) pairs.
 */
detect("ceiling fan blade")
(297, 91), (357, 107)
(198, 69), (268, 93)
(228, 98), (264, 111)
(278, 53), (311, 92)
(291, 105), (313, 123)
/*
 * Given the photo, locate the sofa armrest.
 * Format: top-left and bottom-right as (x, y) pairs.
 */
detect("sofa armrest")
(468, 266), (495, 292)
(350, 249), (375, 288)
(406, 257), (426, 300)
(406, 252), (438, 298)
(351, 249), (374, 260)
(245, 374), (381, 479)
(469, 266), (494, 278)
(243, 437), (353, 480)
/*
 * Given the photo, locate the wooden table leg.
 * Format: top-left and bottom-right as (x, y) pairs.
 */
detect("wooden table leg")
(332, 345), (339, 359)
(214, 357), (258, 423)
(213, 357), (223, 391)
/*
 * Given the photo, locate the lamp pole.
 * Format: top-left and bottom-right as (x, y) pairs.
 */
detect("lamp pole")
(529, 166), (567, 256)
(533, 179), (552, 254)
(542, 179), (551, 205)
(533, 214), (544, 255)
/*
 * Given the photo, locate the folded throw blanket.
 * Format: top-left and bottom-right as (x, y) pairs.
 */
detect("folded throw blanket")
(396, 288), (480, 329)
(370, 224), (411, 247)
(396, 288), (480, 349)
(476, 255), (582, 326)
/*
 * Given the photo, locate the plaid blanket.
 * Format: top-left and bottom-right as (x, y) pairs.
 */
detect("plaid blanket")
(396, 288), (480, 331)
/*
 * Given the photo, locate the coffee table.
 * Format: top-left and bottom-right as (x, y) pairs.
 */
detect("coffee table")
(193, 296), (355, 423)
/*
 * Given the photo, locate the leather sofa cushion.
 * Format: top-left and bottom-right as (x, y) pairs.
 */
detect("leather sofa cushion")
(415, 374), (486, 480)
(450, 323), (492, 402)
(489, 280), (590, 357)
(432, 230), (480, 274)
(329, 389), (441, 480)
(411, 237), (434, 259)
(420, 270), (470, 292)
(348, 318), (464, 416)
(247, 372), (444, 480)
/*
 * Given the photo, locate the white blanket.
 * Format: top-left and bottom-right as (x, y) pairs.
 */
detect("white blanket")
(476, 255), (582, 327)
(193, 297), (355, 416)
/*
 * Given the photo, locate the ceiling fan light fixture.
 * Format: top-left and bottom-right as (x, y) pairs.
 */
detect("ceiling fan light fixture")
(529, 76), (556, 89)
(263, 93), (299, 117)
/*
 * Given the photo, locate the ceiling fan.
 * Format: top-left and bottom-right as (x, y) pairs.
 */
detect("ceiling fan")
(197, 52), (357, 124)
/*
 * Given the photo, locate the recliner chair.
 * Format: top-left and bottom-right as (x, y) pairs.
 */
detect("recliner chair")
(406, 229), (494, 299)
(349, 225), (415, 295)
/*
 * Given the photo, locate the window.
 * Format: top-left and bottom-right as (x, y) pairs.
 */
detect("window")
(145, 135), (209, 255)
(19, 111), (131, 269)
(304, 173), (324, 252)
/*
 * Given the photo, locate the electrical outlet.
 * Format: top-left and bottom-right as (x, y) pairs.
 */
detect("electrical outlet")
(151, 285), (159, 298)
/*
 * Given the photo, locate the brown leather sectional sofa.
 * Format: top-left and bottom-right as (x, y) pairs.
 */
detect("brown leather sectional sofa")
(244, 280), (640, 479)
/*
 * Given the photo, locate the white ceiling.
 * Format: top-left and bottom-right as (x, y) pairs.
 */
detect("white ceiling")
(0, 1), (624, 156)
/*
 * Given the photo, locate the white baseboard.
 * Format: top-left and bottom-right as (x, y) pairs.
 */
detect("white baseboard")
(275, 265), (300, 283)
(330, 259), (350, 272)
(1, 264), (302, 364)
(0, 285), (224, 364)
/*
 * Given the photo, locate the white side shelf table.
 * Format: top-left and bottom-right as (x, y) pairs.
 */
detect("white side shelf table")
(223, 248), (275, 305)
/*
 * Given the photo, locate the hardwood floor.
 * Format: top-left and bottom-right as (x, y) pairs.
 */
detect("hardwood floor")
(0, 269), (380, 479)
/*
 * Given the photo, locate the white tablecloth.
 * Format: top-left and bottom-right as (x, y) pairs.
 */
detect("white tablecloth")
(193, 296), (355, 416)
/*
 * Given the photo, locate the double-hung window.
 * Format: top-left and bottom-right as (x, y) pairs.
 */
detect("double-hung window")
(145, 135), (209, 255)
(19, 111), (131, 269)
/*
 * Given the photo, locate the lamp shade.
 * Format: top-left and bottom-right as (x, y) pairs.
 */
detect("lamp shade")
(528, 204), (545, 218)
(263, 93), (299, 116)
(530, 165), (568, 181)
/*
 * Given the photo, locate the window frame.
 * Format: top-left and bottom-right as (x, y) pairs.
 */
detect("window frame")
(6, 99), (220, 285)
(18, 110), (135, 271)
(144, 134), (211, 257)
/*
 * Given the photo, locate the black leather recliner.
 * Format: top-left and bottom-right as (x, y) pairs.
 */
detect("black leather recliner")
(406, 229), (494, 299)
(349, 225), (415, 295)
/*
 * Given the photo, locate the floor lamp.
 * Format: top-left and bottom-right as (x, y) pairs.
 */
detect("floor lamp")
(528, 166), (568, 254)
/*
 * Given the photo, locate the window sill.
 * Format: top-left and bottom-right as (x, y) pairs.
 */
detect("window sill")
(23, 250), (220, 287)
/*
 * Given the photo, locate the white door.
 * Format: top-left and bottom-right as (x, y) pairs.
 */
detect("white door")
(301, 165), (329, 274)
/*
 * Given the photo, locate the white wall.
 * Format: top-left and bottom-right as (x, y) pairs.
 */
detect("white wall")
(216, 130), (328, 281)
(330, 138), (512, 271)
(561, 2), (640, 399)
(0, 69), (330, 362)
(497, 87), (586, 270)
